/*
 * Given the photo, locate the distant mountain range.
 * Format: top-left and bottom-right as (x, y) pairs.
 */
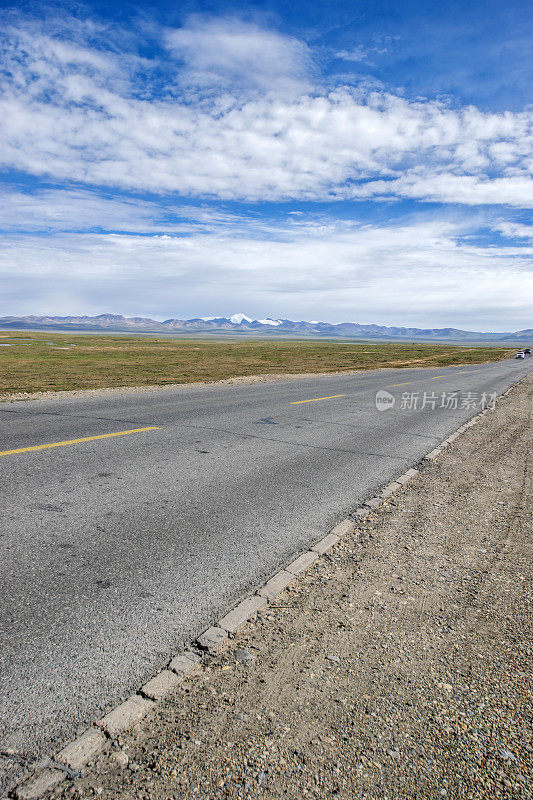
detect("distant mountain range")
(0, 313), (531, 341)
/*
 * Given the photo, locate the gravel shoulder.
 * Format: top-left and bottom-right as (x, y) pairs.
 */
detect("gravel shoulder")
(48, 373), (532, 800)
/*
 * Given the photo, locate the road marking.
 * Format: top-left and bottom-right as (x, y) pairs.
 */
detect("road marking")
(386, 382), (411, 388)
(0, 427), (161, 457)
(431, 375), (446, 379)
(290, 394), (346, 405)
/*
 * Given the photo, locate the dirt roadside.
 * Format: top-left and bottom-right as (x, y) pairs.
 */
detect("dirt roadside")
(52, 373), (532, 800)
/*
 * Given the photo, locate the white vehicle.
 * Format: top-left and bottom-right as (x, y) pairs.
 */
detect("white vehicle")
(515, 351), (525, 359)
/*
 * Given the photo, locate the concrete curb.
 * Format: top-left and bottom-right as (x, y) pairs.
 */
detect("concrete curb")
(218, 596), (268, 635)
(14, 770), (66, 800)
(10, 373), (528, 799)
(257, 570), (295, 601)
(55, 728), (107, 773)
(168, 652), (201, 677)
(196, 627), (228, 654)
(97, 695), (155, 739)
(140, 670), (185, 702)
(285, 551), (319, 576)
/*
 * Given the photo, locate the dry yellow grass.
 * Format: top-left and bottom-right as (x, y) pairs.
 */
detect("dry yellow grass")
(0, 331), (512, 396)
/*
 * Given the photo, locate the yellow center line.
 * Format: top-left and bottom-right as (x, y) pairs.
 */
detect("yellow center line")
(290, 394), (346, 405)
(0, 427), (161, 457)
(386, 382), (411, 388)
(431, 375), (446, 379)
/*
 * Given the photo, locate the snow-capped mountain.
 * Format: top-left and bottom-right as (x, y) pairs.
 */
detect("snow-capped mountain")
(229, 313), (253, 324)
(0, 313), (531, 341)
(257, 318), (283, 326)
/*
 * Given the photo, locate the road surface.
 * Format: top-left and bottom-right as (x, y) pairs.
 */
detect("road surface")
(0, 358), (530, 792)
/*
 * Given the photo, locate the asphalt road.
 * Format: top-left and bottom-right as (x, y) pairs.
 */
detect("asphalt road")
(0, 358), (530, 792)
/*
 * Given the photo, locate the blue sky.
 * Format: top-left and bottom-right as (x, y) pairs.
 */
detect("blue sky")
(0, 0), (531, 329)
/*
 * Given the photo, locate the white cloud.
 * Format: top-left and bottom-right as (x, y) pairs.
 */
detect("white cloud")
(494, 221), (533, 240)
(334, 47), (374, 65)
(0, 189), (161, 233)
(164, 17), (314, 95)
(0, 15), (531, 333)
(1, 217), (531, 330)
(0, 19), (531, 206)
(350, 174), (533, 207)
(0, 187), (246, 233)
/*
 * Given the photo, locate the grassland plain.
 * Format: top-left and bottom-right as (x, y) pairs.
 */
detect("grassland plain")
(0, 332), (513, 397)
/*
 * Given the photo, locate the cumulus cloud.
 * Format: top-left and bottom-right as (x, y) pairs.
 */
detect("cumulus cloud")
(0, 18), (531, 205)
(0, 13), (531, 330)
